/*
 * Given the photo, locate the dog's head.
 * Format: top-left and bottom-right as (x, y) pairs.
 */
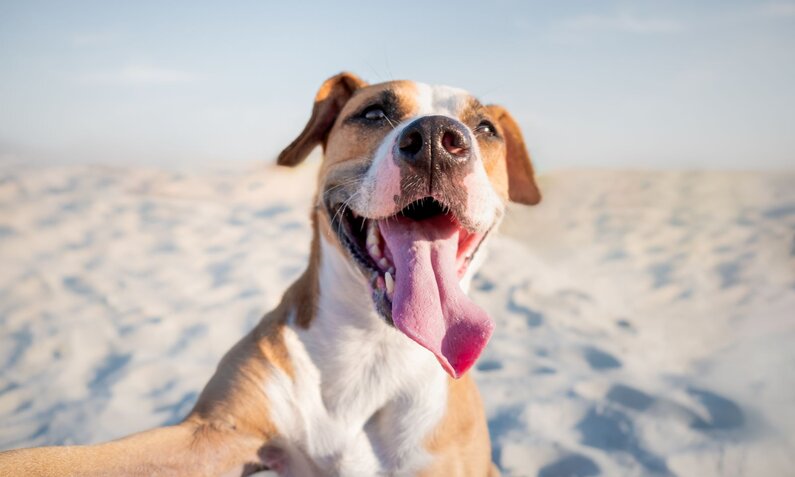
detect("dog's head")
(279, 72), (541, 378)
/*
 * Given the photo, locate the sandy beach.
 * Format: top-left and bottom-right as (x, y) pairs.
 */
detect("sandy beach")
(0, 161), (793, 476)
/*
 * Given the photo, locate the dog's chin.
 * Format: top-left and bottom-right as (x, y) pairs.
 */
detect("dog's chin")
(326, 196), (488, 325)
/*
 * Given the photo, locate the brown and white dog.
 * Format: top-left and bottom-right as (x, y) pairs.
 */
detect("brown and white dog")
(0, 72), (540, 477)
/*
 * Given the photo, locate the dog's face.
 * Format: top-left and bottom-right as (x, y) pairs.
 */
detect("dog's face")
(279, 73), (540, 377)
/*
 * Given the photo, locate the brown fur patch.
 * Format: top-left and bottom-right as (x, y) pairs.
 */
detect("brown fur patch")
(419, 374), (494, 477)
(278, 204), (322, 329)
(320, 80), (418, 175)
(277, 72), (368, 167)
(0, 421), (263, 476)
(485, 105), (541, 205)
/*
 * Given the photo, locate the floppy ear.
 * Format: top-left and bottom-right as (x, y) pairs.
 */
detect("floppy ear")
(486, 105), (541, 205)
(277, 72), (368, 167)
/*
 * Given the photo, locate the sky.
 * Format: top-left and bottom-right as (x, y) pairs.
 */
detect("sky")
(0, 0), (793, 171)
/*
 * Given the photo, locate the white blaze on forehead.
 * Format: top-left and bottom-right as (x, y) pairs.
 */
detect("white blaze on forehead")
(412, 83), (472, 117)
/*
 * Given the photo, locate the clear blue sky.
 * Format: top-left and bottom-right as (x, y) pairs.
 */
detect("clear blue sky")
(1, 1), (793, 171)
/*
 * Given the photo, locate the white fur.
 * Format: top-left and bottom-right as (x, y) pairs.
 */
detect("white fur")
(413, 84), (471, 117)
(264, 236), (448, 476)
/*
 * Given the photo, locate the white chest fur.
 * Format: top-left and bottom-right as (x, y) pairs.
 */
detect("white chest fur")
(263, 237), (449, 476)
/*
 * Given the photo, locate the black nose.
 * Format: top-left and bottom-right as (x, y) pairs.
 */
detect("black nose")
(396, 115), (472, 172)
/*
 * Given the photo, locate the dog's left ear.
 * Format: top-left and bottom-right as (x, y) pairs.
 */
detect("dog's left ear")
(486, 105), (541, 205)
(278, 72), (368, 166)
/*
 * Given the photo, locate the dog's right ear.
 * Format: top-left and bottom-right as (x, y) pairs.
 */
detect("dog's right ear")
(277, 72), (368, 167)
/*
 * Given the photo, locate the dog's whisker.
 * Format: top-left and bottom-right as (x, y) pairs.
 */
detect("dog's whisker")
(384, 115), (398, 130)
(323, 177), (364, 195)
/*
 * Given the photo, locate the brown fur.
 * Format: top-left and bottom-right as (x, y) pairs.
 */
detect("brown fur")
(419, 374), (496, 477)
(282, 204), (322, 329)
(485, 105), (541, 205)
(277, 72), (368, 167)
(0, 424), (257, 477)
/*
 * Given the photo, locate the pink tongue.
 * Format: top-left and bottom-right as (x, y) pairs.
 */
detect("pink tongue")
(380, 215), (494, 378)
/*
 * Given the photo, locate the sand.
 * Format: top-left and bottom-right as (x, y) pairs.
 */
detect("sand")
(0, 161), (793, 476)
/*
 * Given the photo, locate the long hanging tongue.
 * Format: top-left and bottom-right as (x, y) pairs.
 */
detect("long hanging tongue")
(380, 214), (494, 378)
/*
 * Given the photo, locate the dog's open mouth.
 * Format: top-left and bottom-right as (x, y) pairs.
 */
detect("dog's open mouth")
(329, 197), (494, 378)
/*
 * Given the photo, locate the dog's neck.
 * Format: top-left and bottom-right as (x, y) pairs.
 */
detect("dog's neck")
(270, 224), (453, 473)
(289, 221), (445, 417)
(315, 233), (384, 331)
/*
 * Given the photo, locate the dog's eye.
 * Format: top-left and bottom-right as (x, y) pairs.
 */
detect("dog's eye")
(475, 120), (497, 136)
(362, 106), (387, 121)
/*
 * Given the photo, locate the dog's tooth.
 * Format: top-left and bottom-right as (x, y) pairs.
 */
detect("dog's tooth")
(366, 221), (379, 247)
(366, 221), (383, 259)
(379, 257), (389, 269)
(385, 271), (394, 295)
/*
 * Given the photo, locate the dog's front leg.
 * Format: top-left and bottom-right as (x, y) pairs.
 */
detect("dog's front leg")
(0, 418), (266, 477)
(0, 319), (290, 476)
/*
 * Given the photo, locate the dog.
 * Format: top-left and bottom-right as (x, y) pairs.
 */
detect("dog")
(0, 72), (540, 476)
